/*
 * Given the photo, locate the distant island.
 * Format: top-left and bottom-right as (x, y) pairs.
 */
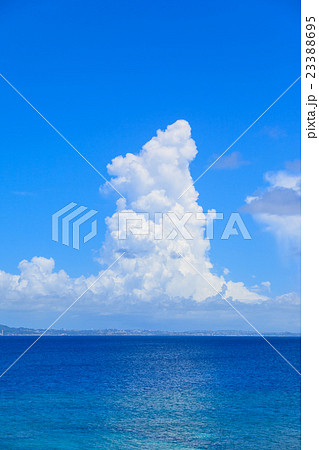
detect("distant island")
(0, 324), (300, 337)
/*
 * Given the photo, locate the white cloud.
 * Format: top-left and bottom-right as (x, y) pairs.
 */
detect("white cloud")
(275, 292), (300, 305)
(225, 281), (268, 304)
(0, 121), (284, 313)
(265, 170), (300, 194)
(0, 257), (76, 309)
(243, 165), (300, 251)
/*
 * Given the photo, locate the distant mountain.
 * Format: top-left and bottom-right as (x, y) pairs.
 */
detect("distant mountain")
(0, 325), (300, 337)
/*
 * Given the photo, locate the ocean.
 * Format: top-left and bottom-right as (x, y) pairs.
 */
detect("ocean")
(0, 336), (300, 449)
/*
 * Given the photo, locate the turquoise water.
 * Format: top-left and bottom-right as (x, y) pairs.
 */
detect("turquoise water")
(0, 336), (300, 448)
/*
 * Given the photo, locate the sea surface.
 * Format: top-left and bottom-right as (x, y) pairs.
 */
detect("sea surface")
(0, 336), (300, 449)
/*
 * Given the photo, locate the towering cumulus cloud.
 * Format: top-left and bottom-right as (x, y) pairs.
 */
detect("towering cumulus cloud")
(99, 120), (224, 302)
(0, 121), (268, 311)
(98, 120), (267, 303)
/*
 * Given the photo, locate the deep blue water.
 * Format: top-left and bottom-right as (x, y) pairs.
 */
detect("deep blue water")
(0, 336), (300, 449)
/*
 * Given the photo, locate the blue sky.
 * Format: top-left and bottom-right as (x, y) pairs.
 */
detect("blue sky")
(0, 0), (300, 330)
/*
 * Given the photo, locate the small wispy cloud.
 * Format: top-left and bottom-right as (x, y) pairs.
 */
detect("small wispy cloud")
(261, 126), (287, 139)
(211, 151), (250, 170)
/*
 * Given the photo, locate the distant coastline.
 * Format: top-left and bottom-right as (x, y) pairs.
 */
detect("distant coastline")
(0, 324), (300, 337)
